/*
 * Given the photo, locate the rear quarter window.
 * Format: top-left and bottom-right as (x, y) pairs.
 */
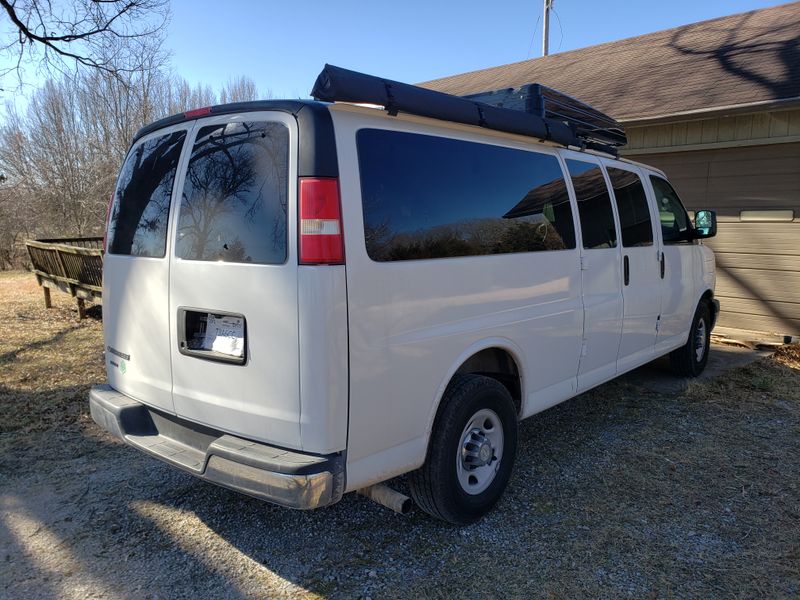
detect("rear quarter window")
(108, 130), (186, 257)
(175, 121), (289, 264)
(357, 129), (575, 261)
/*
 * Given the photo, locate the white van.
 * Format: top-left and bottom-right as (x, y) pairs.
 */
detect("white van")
(90, 65), (719, 524)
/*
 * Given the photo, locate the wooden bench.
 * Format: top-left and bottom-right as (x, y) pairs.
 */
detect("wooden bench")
(25, 237), (103, 319)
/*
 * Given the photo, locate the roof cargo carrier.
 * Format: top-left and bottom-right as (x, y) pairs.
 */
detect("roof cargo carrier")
(311, 64), (626, 155)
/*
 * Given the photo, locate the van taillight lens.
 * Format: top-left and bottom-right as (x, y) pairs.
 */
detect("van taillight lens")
(299, 178), (344, 265)
(102, 192), (114, 253)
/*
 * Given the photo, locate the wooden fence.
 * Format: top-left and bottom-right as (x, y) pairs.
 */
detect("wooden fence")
(25, 237), (103, 318)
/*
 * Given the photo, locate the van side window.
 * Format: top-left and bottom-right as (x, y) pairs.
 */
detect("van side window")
(357, 129), (575, 261)
(108, 131), (186, 257)
(176, 121), (288, 264)
(607, 167), (653, 247)
(650, 176), (691, 243)
(565, 159), (617, 249)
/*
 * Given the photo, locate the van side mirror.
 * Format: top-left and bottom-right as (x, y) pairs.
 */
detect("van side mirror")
(693, 210), (717, 239)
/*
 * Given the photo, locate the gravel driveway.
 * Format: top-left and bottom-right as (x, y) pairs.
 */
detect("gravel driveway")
(2, 273), (799, 599)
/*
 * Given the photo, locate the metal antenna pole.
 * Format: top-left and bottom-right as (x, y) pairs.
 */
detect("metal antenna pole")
(542, 0), (553, 56)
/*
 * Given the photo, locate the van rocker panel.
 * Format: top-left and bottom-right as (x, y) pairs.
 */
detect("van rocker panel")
(89, 385), (345, 509)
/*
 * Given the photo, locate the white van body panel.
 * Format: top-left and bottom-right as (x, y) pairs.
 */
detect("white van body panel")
(297, 265), (349, 454)
(167, 111), (303, 450)
(103, 255), (175, 412)
(331, 108), (583, 491)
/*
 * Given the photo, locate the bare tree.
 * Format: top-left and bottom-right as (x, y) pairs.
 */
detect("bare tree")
(0, 58), (274, 269)
(219, 76), (262, 104)
(0, 0), (170, 89)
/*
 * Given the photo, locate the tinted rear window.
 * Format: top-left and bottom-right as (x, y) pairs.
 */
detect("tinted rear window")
(175, 121), (289, 264)
(357, 129), (575, 261)
(108, 130), (186, 257)
(607, 167), (653, 247)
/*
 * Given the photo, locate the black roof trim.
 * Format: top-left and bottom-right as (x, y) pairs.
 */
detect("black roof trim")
(311, 64), (623, 155)
(130, 100), (338, 178)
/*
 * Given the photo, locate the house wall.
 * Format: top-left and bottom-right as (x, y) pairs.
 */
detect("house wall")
(623, 108), (800, 155)
(626, 140), (800, 336)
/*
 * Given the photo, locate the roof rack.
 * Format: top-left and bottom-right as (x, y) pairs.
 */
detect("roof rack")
(462, 84), (626, 152)
(310, 64), (625, 156)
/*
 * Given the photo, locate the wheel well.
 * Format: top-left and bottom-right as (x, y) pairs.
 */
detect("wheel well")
(454, 348), (522, 414)
(700, 289), (718, 326)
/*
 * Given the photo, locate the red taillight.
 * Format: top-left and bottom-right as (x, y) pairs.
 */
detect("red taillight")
(102, 192), (114, 253)
(184, 107), (212, 119)
(299, 177), (344, 265)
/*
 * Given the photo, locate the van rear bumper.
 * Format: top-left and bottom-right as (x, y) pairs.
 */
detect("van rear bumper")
(89, 385), (345, 510)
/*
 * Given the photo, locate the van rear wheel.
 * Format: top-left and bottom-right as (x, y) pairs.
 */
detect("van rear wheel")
(409, 374), (518, 524)
(670, 301), (711, 377)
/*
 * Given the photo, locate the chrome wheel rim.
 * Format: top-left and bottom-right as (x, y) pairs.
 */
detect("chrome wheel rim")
(456, 408), (504, 495)
(695, 318), (707, 363)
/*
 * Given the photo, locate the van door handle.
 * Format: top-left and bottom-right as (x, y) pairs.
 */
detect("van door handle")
(623, 255), (630, 286)
(660, 252), (665, 279)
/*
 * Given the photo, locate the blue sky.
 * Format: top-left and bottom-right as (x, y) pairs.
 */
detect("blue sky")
(168, 0), (787, 99)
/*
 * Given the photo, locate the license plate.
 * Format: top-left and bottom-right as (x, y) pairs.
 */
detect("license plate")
(202, 314), (245, 358)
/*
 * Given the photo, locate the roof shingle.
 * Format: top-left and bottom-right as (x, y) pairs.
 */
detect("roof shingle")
(420, 2), (800, 121)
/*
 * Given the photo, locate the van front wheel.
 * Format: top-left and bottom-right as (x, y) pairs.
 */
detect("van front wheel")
(409, 374), (518, 524)
(670, 301), (712, 377)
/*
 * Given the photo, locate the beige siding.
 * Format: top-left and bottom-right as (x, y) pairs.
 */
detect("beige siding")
(625, 108), (800, 154)
(640, 143), (800, 336)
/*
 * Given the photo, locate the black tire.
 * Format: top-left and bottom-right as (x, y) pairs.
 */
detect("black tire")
(670, 301), (712, 377)
(409, 374), (518, 524)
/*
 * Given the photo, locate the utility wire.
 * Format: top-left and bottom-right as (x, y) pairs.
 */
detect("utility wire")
(551, 4), (564, 51)
(526, 11), (542, 59)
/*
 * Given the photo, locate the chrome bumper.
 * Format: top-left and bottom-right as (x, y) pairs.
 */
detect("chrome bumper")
(89, 385), (345, 510)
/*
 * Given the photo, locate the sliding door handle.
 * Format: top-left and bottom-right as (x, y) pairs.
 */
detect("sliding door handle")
(623, 255), (630, 286)
(660, 251), (665, 279)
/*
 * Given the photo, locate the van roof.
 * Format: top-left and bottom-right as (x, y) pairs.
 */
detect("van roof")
(133, 99), (320, 142)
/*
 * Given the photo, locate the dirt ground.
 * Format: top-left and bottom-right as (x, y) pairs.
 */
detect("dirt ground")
(1, 271), (799, 599)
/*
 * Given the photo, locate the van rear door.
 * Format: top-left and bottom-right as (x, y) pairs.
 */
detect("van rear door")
(104, 124), (189, 414)
(167, 112), (302, 449)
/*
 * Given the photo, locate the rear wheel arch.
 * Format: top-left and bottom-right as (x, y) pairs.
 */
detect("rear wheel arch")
(417, 341), (524, 472)
(426, 341), (525, 439)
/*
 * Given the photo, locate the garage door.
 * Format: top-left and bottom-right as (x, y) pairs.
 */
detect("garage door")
(637, 142), (800, 337)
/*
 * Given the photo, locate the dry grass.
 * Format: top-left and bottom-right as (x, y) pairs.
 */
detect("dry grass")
(0, 271), (104, 434)
(1, 270), (799, 599)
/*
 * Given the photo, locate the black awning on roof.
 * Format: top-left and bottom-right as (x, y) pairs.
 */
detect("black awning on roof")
(312, 64), (549, 140)
(311, 64), (623, 155)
